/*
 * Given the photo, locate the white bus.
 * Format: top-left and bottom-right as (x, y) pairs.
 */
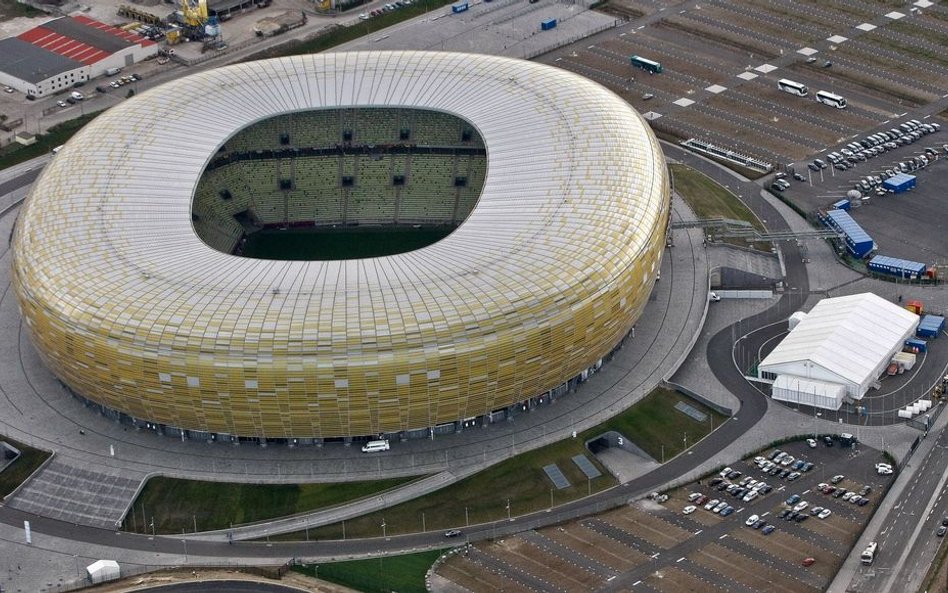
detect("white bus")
(861, 541), (878, 565)
(816, 90), (847, 109)
(361, 439), (390, 453)
(777, 79), (808, 96)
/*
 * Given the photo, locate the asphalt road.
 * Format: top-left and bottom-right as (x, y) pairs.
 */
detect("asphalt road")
(133, 583), (307, 593)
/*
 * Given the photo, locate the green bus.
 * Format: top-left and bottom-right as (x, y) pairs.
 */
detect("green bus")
(630, 55), (663, 74)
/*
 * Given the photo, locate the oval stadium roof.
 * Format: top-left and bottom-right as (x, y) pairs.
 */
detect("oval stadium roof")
(12, 51), (669, 438)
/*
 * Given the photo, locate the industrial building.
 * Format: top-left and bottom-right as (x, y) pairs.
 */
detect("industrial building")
(758, 293), (919, 410)
(0, 16), (156, 97)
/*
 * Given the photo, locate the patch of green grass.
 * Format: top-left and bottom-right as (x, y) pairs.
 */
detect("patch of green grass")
(294, 549), (445, 593)
(296, 387), (725, 540)
(592, 387), (726, 462)
(669, 163), (764, 230)
(125, 475), (419, 535)
(0, 111), (102, 170)
(245, 0), (458, 61)
(242, 226), (455, 260)
(0, 437), (51, 499)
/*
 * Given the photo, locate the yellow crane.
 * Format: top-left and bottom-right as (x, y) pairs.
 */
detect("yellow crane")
(179, 0), (208, 27)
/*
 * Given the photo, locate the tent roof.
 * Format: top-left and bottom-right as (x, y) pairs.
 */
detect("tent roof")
(86, 559), (119, 573)
(761, 293), (918, 385)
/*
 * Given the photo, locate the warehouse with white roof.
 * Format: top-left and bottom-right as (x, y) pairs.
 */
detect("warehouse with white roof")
(758, 293), (918, 410)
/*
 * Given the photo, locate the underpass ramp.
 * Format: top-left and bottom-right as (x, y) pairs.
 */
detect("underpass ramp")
(6, 459), (143, 529)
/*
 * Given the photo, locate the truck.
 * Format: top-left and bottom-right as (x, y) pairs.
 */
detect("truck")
(105, 67), (122, 76)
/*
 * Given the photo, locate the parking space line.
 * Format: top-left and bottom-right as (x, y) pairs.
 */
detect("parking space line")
(719, 534), (728, 540)
(633, 580), (641, 586)
(695, 529), (703, 535)
(677, 556), (685, 562)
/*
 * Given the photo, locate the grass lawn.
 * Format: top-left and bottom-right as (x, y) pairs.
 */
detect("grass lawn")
(591, 387), (726, 462)
(295, 387), (726, 540)
(669, 163), (764, 230)
(0, 437), (51, 499)
(294, 549), (445, 593)
(125, 475), (419, 535)
(0, 111), (102, 171)
(242, 226), (455, 260)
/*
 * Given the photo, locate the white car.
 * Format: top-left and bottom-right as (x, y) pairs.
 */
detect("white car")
(688, 492), (702, 502)
(359, 12), (369, 19)
(793, 501), (809, 512)
(743, 490), (758, 503)
(781, 455), (795, 466)
(878, 466), (893, 475)
(818, 509), (832, 519)
(705, 498), (720, 511)
(745, 514), (760, 526)
(842, 492), (855, 502)
(683, 505), (696, 515)
(713, 501), (728, 513)
(720, 467), (733, 477)
(807, 438), (817, 448)
(57, 100), (68, 108)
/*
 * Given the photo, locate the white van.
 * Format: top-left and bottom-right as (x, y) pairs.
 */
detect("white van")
(361, 439), (390, 453)
(70, 91), (84, 101)
(105, 67), (122, 76)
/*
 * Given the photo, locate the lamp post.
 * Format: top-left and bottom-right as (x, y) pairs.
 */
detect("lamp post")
(381, 518), (386, 539)
(506, 499), (511, 521)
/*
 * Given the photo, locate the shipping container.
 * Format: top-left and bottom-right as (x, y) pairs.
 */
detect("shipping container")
(882, 172), (916, 193)
(905, 338), (927, 353)
(819, 209), (875, 258)
(451, 2), (468, 12)
(917, 314), (945, 338)
(541, 18), (557, 30)
(832, 199), (851, 211)
(893, 351), (916, 371)
(867, 255), (927, 279)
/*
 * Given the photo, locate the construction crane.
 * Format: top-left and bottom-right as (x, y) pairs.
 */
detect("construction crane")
(179, 0), (208, 27)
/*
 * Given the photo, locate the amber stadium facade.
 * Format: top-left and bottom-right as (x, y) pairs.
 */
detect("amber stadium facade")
(12, 51), (669, 442)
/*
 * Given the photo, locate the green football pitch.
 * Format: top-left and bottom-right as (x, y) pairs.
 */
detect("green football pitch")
(240, 226), (455, 260)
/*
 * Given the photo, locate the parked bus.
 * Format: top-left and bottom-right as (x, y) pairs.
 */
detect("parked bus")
(861, 541), (878, 565)
(630, 55), (663, 74)
(777, 79), (808, 96)
(816, 90), (847, 109)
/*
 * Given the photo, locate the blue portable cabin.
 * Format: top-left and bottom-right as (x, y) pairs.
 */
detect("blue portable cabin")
(917, 314), (945, 338)
(882, 172), (916, 193)
(451, 1), (468, 12)
(541, 18), (557, 30)
(832, 199), (851, 211)
(867, 255), (927, 279)
(820, 209), (875, 259)
(904, 338), (927, 353)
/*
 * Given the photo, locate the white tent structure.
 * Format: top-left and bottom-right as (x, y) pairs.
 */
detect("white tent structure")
(759, 293), (919, 409)
(86, 560), (120, 584)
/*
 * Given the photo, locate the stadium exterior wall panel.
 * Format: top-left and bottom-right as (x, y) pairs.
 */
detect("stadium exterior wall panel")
(12, 51), (669, 439)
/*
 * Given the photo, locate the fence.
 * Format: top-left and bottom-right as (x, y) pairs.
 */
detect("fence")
(522, 20), (618, 60)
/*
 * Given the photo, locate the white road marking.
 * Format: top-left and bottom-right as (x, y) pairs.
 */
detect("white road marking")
(633, 580), (642, 586)
(695, 529), (703, 535)
(677, 557), (686, 563)
(719, 534), (728, 540)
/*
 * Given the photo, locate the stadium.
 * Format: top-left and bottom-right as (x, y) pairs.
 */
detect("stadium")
(11, 51), (669, 442)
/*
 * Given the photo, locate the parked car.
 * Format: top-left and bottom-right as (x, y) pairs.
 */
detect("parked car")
(818, 509), (832, 519)
(683, 505), (697, 515)
(745, 514), (760, 526)
(444, 529), (462, 538)
(803, 557), (816, 567)
(720, 506), (734, 517)
(807, 438), (817, 448)
(786, 494), (801, 505)
(938, 526), (947, 537)
(831, 474), (845, 484)
(793, 501), (809, 512)
(762, 524), (776, 535)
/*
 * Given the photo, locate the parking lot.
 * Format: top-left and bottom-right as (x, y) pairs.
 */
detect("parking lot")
(535, 0), (948, 165)
(434, 438), (894, 592)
